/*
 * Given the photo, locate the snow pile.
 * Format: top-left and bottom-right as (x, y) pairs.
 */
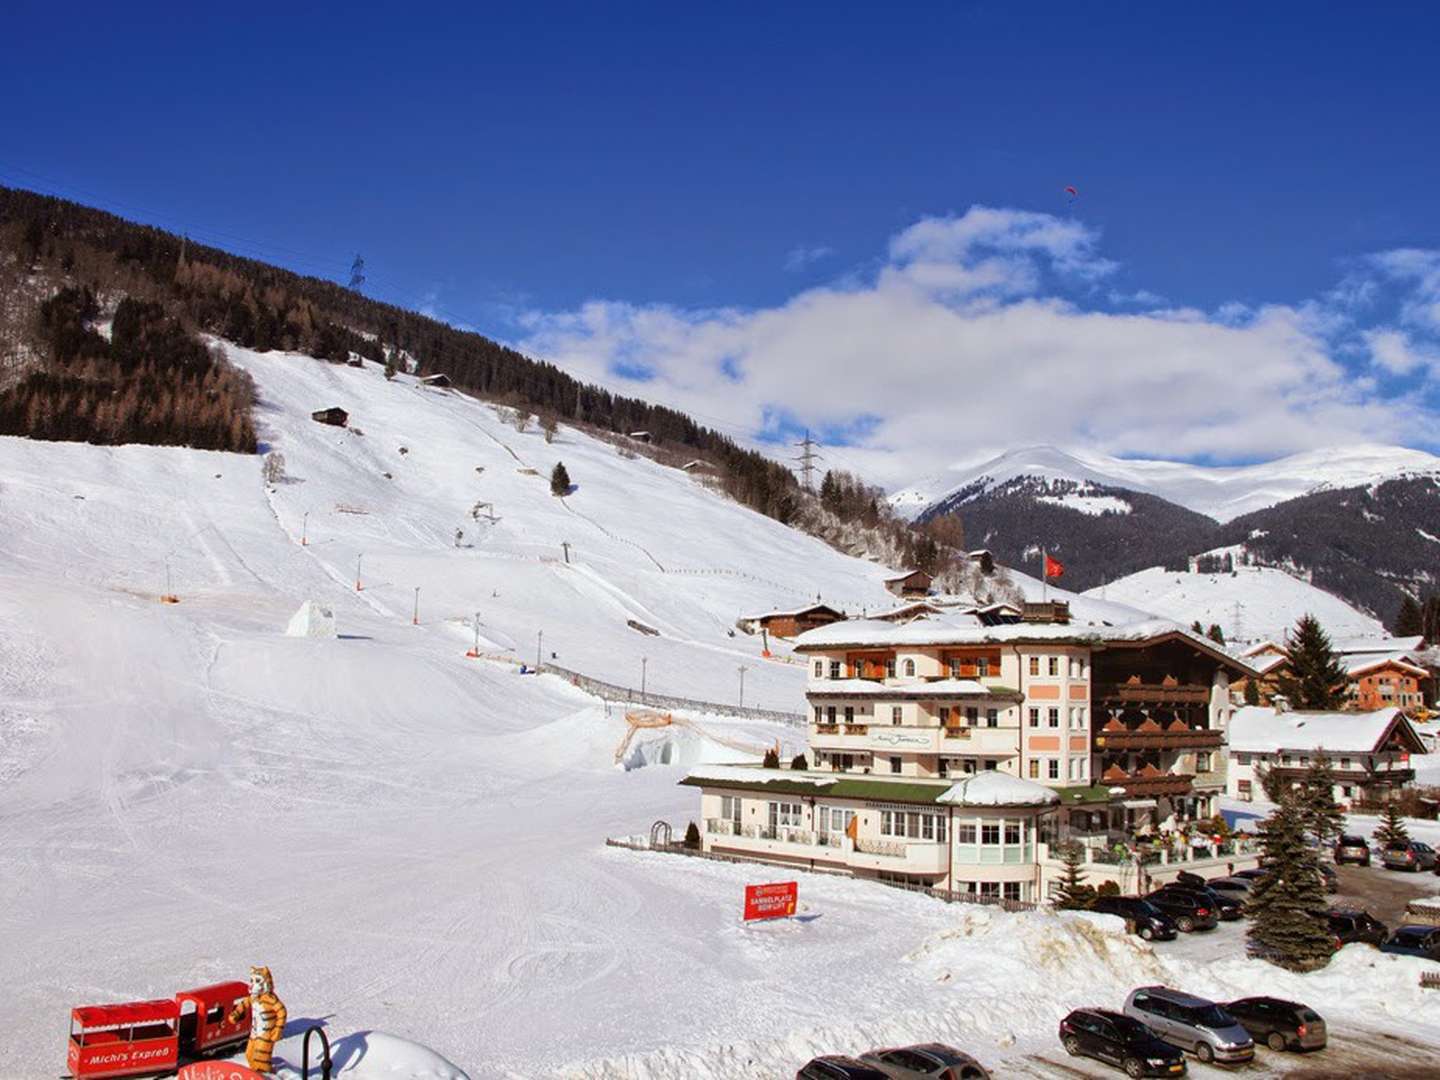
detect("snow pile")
(285, 599), (337, 638)
(937, 772), (1060, 806)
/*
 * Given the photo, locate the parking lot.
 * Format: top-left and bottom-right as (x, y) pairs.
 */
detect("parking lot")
(1011, 864), (1440, 1078)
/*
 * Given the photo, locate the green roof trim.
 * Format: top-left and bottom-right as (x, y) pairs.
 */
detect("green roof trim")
(1053, 783), (1116, 805)
(678, 770), (953, 805)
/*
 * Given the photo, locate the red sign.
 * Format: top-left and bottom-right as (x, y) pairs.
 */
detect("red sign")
(743, 881), (797, 921)
(179, 1063), (265, 1080)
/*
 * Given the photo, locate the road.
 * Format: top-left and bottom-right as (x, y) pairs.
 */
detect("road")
(1330, 862), (1440, 926)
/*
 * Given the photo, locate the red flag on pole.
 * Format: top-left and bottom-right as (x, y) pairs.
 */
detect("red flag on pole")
(1044, 554), (1065, 580)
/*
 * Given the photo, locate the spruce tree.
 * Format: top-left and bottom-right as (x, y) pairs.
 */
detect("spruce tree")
(1299, 756), (1345, 843)
(1276, 615), (1348, 709)
(1207, 624), (1226, 645)
(1053, 842), (1095, 910)
(1191, 620), (1205, 635)
(1246, 794), (1333, 971)
(1243, 678), (1261, 706)
(1394, 594), (1423, 636)
(1374, 800), (1410, 848)
(549, 461), (571, 496)
(762, 747), (780, 769)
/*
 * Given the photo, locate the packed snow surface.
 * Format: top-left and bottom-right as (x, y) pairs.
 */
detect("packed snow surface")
(891, 442), (1440, 523)
(1, 344), (1436, 1078)
(1083, 563), (1384, 644)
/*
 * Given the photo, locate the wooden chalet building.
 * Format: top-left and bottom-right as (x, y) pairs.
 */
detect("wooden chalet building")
(1238, 636), (1431, 712)
(883, 569), (933, 598)
(310, 406), (349, 427)
(737, 603), (845, 640)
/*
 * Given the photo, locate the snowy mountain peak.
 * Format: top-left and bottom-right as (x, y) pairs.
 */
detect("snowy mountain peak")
(891, 442), (1440, 523)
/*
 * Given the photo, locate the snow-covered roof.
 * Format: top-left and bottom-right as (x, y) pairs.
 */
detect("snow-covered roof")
(883, 569), (931, 583)
(1242, 640), (1286, 658)
(741, 603), (844, 621)
(1344, 652), (1429, 678)
(810, 678), (1006, 698)
(1249, 652), (1290, 675)
(793, 613), (1256, 674)
(937, 772), (1061, 807)
(1228, 706), (1418, 755)
(683, 765), (837, 788)
(1332, 634), (1426, 657)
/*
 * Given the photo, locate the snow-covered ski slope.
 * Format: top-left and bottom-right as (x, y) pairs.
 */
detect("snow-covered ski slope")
(2, 345), (1434, 1078)
(1085, 563), (1384, 645)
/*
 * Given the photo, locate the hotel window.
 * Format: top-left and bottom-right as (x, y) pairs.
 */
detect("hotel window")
(891, 706), (903, 726)
(1341, 786), (1353, 798)
(813, 661), (823, 678)
(1029, 707), (1040, 728)
(890, 755), (902, 774)
(1196, 751), (1212, 772)
(977, 657), (990, 677)
(1048, 759), (1060, 780)
(921, 814), (935, 840)
(886, 658), (896, 678)
(1048, 657), (1060, 676)
(984, 760), (997, 770)
(1003, 882), (1022, 901)
(1068, 656), (1083, 678)
(1068, 757), (1082, 781)
(981, 822), (1001, 845)
(963, 759), (977, 774)
(938, 706), (950, 725)
(979, 881), (1000, 898)
(1235, 753), (1250, 765)
(986, 708), (999, 728)
(1029, 656), (1040, 676)
(1340, 758), (1351, 769)
(826, 706), (837, 724)
(720, 796), (740, 823)
(844, 706), (855, 724)
(813, 706), (823, 723)
(1048, 707), (1060, 728)
(821, 807), (854, 833)
(1004, 821), (1021, 844)
(1028, 760), (1039, 778)
(1069, 707), (1086, 729)
(949, 660), (961, 678)
(829, 661), (841, 679)
(768, 801), (802, 827)
(957, 822), (977, 844)
(966, 706), (980, 726)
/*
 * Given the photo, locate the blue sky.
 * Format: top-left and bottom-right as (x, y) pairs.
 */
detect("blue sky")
(6, 2), (1440, 484)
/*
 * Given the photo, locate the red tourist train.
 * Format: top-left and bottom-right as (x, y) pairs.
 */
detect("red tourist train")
(67, 982), (251, 1079)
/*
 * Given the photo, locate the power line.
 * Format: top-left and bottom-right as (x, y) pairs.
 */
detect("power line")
(793, 430), (821, 490)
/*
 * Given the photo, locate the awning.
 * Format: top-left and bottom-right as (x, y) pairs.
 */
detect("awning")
(1122, 798), (1158, 809)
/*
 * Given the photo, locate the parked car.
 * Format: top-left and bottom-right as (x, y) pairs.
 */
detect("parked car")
(1091, 896), (1178, 941)
(797, 1056), (892, 1079)
(1334, 834), (1372, 866)
(1123, 986), (1255, 1065)
(1205, 877), (1252, 900)
(1059, 1008), (1186, 1077)
(1142, 889), (1220, 932)
(1327, 908), (1389, 948)
(1231, 868), (1267, 882)
(1315, 862), (1338, 892)
(1168, 884), (1242, 921)
(1380, 925), (1440, 961)
(1381, 841), (1438, 872)
(859, 1043), (991, 1079)
(1223, 997), (1327, 1052)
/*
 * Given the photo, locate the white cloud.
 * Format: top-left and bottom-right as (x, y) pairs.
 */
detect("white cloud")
(784, 244), (835, 272)
(514, 205), (1440, 490)
(1365, 328), (1440, 377)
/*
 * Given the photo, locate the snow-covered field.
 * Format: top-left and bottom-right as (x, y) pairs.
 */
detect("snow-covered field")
(1, 345), (1436, 1078)
(1085, 563), (1384, 645)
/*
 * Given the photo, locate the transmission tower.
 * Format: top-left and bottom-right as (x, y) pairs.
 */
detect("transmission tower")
(794, 430), (821, 490)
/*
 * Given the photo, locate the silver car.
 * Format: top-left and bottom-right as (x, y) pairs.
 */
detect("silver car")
(858, 1043), (991, 1079)
(1124, 986), (1255, 1065)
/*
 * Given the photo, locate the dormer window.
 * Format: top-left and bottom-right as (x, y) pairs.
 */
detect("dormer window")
(904, 659), (916, 677)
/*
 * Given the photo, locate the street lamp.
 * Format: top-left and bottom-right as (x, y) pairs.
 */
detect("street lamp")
(641, 656), (648, 696)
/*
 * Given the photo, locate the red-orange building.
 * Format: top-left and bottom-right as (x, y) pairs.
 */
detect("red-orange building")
(1346, 656), (1427, 711)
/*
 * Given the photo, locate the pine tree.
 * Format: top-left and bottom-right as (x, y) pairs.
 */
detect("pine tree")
(1276, 614), (1348, 709)
(1394, 594), (1423, 636)
(1191, 620), (1205, 634)
(790, 753), (809, 770)
(1299, 756), (1345, 843)
(1374, 800), (1410, 848)
(1207, 624), (1226, 645)
(549, 461), (571, 496)
(1246, 794), (1333, 971)
(1243, 678), (1261, 706)
(762, 748), (780, 769)
(1053, 841), (1095, 910)
(683, 821), (700, 849)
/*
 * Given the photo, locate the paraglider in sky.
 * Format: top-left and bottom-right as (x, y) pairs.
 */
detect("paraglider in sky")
(1063, 185), (1079, 199)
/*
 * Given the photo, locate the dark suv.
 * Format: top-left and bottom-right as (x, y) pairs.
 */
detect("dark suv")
(1143, 888), (1219, 932)
(1224, 997), (1327, 1052)
(1153, 884), (1241, 922)
(1059, 1008), (1186, 1077)
(1328, 909), (1388, 947)
(1334, 834), (1371, 866)
(1380, 925), (1440, 961)
(1091, 896), (1178, 941)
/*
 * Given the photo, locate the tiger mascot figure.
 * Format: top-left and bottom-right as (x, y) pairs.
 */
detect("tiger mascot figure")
(228, 965), (287, 1073)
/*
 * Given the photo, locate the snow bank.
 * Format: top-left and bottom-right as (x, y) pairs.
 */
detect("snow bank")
(274, 1029), (468, 1078)
(285, 599), (337, 638)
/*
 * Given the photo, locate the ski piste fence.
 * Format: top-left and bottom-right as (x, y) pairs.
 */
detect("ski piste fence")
(538, 661), (807, 727)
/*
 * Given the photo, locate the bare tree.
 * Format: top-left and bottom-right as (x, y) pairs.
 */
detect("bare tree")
(262, 451), (286, 485)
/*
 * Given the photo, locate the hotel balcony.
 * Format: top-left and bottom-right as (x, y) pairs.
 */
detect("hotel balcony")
(704, 819), (947, 874)
(1095, 679), (1212, 705)
(939, 724), (1023, 756)
(1099, 765), (1194, 798)
(1093, 720), (1223, 752)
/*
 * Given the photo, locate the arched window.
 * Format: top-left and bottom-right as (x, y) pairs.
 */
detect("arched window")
(904, 659), (915, 677)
